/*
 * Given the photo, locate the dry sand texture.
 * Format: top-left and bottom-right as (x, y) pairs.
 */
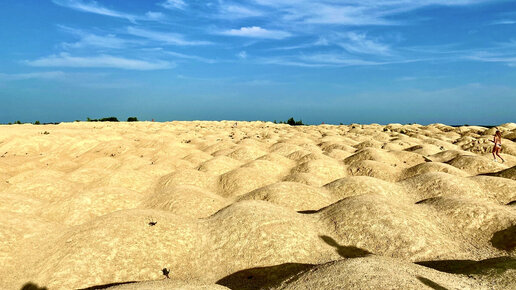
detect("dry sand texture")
(1, 121), (515, 290)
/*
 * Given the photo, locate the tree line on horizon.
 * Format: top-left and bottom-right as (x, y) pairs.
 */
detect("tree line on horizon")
(3, 116), (310, 126)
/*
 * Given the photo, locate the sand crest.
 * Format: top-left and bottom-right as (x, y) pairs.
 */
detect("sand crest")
(1, 121), (515, 289)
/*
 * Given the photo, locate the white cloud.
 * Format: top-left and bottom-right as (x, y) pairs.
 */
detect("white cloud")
(58, 26), (136, 49)
(238, 51), (247, 59)
(338, 32), (391, 55)
(299, 53), (385, 66)
(220, 26), (291, 39)
(250, 0), (493, 26)
(52, 0), (161, 22)
(127, 27), (212, 46)
(163, 51), (216, 63)
(218, 4), (263, 18)
(145, 11), (165, 20)
(52, 0), (139, 22)
(465, 52), (516, 66)
(160, 0), (186, 10)
(25, 53), (173, 70)
(0, 71), (66, 81)
(257, 52), (421, 67)
(490, 19), (516, 25)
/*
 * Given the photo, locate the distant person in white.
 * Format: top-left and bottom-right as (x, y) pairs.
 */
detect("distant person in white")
(490, 130), (505, 163)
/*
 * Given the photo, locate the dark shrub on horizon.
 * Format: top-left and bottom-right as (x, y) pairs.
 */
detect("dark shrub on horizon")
(87, 117), (119, 122)
(127, 117), (138, 122)
(34, 120), (40, 125)
(99, 117), (119, 122)
(287, 117), (304, 126)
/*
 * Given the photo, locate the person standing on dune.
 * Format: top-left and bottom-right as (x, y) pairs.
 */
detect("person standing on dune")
(490, 130), (505, 163)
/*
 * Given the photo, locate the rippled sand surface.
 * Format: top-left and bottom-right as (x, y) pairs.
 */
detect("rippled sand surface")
(1, 121), (515, 289)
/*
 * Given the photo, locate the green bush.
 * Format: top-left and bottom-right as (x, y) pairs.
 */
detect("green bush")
(86, 117), (119, 122)
(127, 117), (138, 122)
(286, 117), (304, 126)
(99, 117), (119, 122)
(15, 120), (21, 124)
(34, 120), (40, 125)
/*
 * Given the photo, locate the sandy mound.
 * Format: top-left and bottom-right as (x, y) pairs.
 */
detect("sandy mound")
(2, 121), (516, 289)
(107, 280), (229, 289)
(487, 165), (516, 180)
(401, 162), (468, 180)
(417, 196), (516, 256)
(143, 185), (228, 219)
(317, 194), (472, 261)
(446, 155), (508, 175)
(197, 156), (243, 175)
(324, 176), (409, 201)
(290, 159), (347, 185)
(276, 256), (482, 289)
(41, 186), (144, 226)
(347, 160), (400, 182)
(236, 182), (332, 211)
(400, 172), (486, 200)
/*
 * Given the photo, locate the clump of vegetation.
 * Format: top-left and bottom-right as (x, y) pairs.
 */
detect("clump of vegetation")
(274, 117), (304, 126)
(15, 120), (22, 124)
(34, 120), (40, 125)
(287, 117), (304, 126)
(127, 117), (138, 122)
(86, 117), (119, 122)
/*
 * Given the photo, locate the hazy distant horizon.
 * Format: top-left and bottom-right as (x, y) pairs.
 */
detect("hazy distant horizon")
(0, 118), (509, 128)
(1, 0), (516, 125)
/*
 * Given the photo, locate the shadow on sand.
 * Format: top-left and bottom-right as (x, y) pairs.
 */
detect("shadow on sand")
(416, 276), (448, 290)
(320, 235), (372, 258)
(490, 225), (516, 251)
(77, 281), (138, 290)
(21, 283), (48, 290)
(416, 256), (516, 275)
(216, 263), (314, 290)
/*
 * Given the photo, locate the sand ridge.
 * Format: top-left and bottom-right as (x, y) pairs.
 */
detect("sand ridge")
(0, 121), (515, 289)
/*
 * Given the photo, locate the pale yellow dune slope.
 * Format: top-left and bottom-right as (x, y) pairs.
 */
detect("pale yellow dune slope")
(0, 121), (515, 290)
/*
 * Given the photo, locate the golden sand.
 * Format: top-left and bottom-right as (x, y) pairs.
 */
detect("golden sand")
(0, 121), (515, 289)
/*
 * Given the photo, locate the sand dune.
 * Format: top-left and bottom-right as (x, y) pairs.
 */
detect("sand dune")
(1, 121), (515, 289)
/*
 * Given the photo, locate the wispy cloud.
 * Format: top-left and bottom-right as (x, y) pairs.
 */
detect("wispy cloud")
(53, 0), (139, 22)
(238, 51), (248, 59)
(25, 53), (173, 70)
(52, 0), (160, 22)
(490, 19), (516, 25)
(160, 0), (186, 10)
(337, 32), (391, 55)
(127, 27), (212, 46)
(257, 52), (422, 68)
(163, 51), (216, 63)
(220, 26), (291, 39)
(0, 71), (66, 81)
(58, 25), (137, 49)
(250, 0), (494, 26)
(465, 51), (516, 66)
(298, 53), (387, 66)
(145, 11), (165, 21)
(217, 4), (263, 18)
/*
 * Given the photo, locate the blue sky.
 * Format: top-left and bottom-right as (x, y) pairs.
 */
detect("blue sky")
(1, 0), (515, 124)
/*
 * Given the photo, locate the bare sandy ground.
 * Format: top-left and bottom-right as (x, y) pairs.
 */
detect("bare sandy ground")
(0, 121), (515, 289)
